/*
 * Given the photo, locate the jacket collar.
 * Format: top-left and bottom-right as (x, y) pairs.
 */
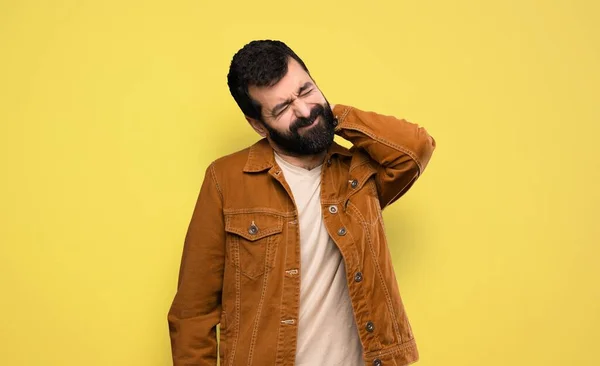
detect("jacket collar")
(242, 138), (352, 173)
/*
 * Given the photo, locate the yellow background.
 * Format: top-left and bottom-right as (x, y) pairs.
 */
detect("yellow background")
(1, 0), (599, 365)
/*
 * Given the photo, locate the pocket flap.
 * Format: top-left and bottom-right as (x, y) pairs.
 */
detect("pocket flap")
(349, 162), (377, 191)
(225, 212), (284, 241)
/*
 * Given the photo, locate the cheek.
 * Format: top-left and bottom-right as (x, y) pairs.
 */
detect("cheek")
(268, 119), (293, 134)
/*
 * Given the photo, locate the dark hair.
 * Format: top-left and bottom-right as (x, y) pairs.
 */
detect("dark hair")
(227, 40), (310, 120)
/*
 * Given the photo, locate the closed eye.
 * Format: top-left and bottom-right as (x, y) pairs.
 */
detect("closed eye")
(300, 89), (313, 97)
(274, 105), (289, 118)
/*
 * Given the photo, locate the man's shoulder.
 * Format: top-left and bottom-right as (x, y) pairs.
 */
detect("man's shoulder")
(208, 138), (269, 178)
(210, 146), (251, 173)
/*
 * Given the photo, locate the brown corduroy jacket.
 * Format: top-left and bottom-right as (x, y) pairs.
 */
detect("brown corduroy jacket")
(168, 104), (436, 366)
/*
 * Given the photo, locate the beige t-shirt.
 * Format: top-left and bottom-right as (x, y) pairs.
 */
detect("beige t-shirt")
(274, 152), (363, 366)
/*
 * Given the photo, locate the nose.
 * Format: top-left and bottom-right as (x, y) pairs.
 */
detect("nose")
(293, 100), (312, 119)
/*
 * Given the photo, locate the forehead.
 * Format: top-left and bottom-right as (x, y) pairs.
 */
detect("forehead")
(248, 58), (313, 106)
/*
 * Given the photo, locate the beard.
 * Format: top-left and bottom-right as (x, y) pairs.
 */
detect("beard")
(262, 101), (336, 156)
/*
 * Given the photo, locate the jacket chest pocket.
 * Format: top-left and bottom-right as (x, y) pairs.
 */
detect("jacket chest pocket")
(345, 162), (382, 226)
(224, 212), (283, 279)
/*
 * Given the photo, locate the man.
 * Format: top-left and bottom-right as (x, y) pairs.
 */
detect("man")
(168, 40), (436, 366)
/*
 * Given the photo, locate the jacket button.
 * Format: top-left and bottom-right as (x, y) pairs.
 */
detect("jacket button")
(366, 321), (375, 332)
(373, 358), (382, 366)
(337, 227), (347, 236)
(327, 158), (332, 166)
(248, 224), (258, 235)
(328, 205), (338, 214)
(354, 272), (363, 282)
(350, 179), (358, 188)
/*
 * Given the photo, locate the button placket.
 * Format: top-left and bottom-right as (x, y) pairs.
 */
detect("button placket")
(366, 321), (375, 332)
(285, 269), (299, 276)
(354, 272), (363, 282)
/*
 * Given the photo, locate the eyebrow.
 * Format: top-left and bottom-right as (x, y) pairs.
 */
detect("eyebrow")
(270, 81), (314, 116)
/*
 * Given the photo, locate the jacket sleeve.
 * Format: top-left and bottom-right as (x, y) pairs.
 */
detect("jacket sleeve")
(168, 162), (225, 365)
(333, 104), (436, 209)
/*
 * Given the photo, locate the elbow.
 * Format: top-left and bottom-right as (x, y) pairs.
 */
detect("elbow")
(414, 129), (436, 174)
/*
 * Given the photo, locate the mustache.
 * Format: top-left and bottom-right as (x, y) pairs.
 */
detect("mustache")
(290, 104), (325, 133)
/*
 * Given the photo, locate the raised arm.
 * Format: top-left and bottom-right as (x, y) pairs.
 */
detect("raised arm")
(332, 104), (436, 208)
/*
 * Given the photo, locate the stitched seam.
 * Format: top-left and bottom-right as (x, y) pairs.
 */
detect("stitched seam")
(321, 197), (348, 205)
(228, 237), (241, 366)
(223, 208), (295, 217)
(274, 224), (290, 364)
(341, 123), (424, 173)
(349, 159), (372, 173)
(338, 105), (353, 123)
(369, 182), (385, 226)
(325, 166), (342, 206)
(225, 226), (282, 240)
(275, 206), (298, 364)
(219, 311), (228, 363)
(209, 163), (224, 200)
(243, 144), (257, 172)
(334, 209), (361, 278)
(336, 203), (383, 350)
(224, 215), (283, 241)
(344, 170), (376, 203)
(346, 201), (402, 343)
(345, 202), (383, 349)
(225, 216), (281, 278)
(291, 205), (302, 363)
(246, 236), (271, 365)
(365, 339), (417, 358)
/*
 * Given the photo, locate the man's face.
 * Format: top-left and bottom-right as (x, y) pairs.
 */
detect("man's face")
(247, 58), (336, 156)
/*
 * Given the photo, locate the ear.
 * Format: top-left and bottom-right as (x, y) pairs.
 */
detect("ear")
(246, 116), (267, 138)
